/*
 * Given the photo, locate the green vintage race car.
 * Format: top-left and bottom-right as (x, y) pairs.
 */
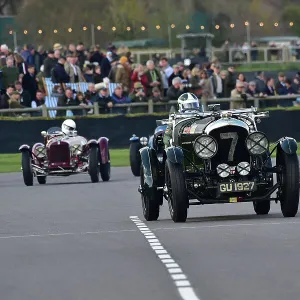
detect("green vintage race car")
(138, 105), (299, 223)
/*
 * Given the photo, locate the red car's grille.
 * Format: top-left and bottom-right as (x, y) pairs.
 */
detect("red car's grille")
(48, 144), (70, 163)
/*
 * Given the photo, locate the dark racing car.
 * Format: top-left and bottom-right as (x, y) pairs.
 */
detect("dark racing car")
(19, 127), (111, 186)
(138, 105), (299, 222)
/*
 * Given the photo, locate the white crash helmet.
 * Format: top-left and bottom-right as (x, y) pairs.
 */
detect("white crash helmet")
(178, 93), (200, 113)
(62, 119), (77, 136)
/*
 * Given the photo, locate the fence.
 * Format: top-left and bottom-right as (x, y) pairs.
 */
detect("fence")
(0, 95), (299, 118)
(130, 46), (300, 64)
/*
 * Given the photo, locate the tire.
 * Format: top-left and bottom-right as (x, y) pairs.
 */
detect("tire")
(277, 151), (299, 217)
(140, 165), (161, 221)
(37, 176), (47, 185)
(165, 159), (188, 223)
(130, 142), (141, 177)
(21, 151), (33, 186)
(253, 201), (270, 215)
(89, 147), (99, 183)
(100, 163), (111, 182)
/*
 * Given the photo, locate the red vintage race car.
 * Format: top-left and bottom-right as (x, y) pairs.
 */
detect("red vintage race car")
(19, 127), (111, 186)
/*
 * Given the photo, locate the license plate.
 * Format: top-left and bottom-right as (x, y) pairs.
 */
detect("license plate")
(218, 182), (256, 193)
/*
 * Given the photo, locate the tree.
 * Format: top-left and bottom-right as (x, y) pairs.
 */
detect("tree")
(282, 5), (300, 36)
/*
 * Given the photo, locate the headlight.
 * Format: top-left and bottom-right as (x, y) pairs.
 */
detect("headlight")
(35, 146), (46, 158)
(72, 144), (82, 155)
(236, 162), (251, 176)
(194, 135), (217, 159)
(246, 132), (269, 155)
(217, 164), (230, 178)
(140, 137), (148, 146)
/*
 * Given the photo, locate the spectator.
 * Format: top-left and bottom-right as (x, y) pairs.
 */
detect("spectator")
(96, 86), (113, 114)
(107, 57), (119, 82)
(0, 84), (14, 109)
(36, 65), (45, 92)
(90, 45), (104, 66)
(131, 64), (148, 92)
(230, 81), (251, 109)
(254, 71), (266, 94)
(264, 78), (275, 96)
(8, 91), (25, 109)
(21, 44), (35, 65)
(13, 53), (27, 74)
(68, 44), (76, 55)
(31, 90), (45, 116)
(278, 79), (295, 107)
(199, 70), (213, 100)
(34, 46), (47, 72)
(181, 69), (191, 83)
(1, 57), (19, 89)
(210, 64), (223, 98)
(22, 65), (38, 101)
(57, 88), (76, 116)
(0, 51), (6, 68)
(111, 86), (131, 114)
(51, 85), (64, 97)
(246, 81), (258, 97)
(83, 64), (95, 83)
(101, 52), (113, 78)
(116, 56), (131, 93)
(275, 72), (286, 95)
(51, 57), (70, 84)
(167, 77), (186, 100)
(73, 92), (91, 116)
(251, 41), (258, 61)
(15, 81), (31, 107)
(54, 49), (61, 61)
(85, 83), (99, 103)
(151, 87), (167, 103)
(43, 50), (56, 78)
(224, 66), (236, 98)
(144, 60), (162, 97)
(129, 82), (147, 103)
(177, 62), (185, 77)
(94, 65), (103, 84)
(159, 57), (173, 96)
(53, 43), (63, 51)
(65, 53), (83, 83)
(168, 65), (183, 86)
(190, 67), (201, 87)
(76, 42), (86, 69)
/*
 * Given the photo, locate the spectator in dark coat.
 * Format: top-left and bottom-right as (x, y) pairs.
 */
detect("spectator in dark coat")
(0, 84), (14, 109)
(76, 43), (86, 69)
(34, 46), (47, 73)
(90, 45), (104, 66)
(264, 78), (275, 96)
(57, 88), (78, 116)
(224, 66), (236, 97)
(22, 65), (38, 101)
(167, 77), (186, 100)
(111, 86), (130, 114)
(95, 87), (114, 113)
(43, 50), (56, 78)
(15, 81), (31, 107)
(101, 52), (113, 78)
(21, 44), (35, 65)
(275, 72), (286, 95)
(1, 57), (19, 89)
(254, 71), (266, 94)
(51, 57), (70, 84)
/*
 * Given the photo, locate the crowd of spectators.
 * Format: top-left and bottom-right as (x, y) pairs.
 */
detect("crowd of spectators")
(0, 42), (300, 117)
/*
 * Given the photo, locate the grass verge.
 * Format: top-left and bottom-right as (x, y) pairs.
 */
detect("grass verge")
(1, 144), (299, 173)
(235, 62), (300, 72)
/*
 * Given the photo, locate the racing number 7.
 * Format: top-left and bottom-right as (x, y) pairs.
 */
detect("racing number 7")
(220, 132), (238, 161)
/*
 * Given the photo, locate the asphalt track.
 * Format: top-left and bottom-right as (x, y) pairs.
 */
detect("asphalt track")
(1, 167), (300, 300)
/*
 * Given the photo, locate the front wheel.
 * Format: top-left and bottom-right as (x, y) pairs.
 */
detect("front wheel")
(21, 151), (33, 186)
(140, 165), (161, 221)
(165, 160), (188, 223)
(89, 147), (99, 183)
(100, 162), (111, 182)
(130, 142), (141, 177)
(277, 151), (299, 217)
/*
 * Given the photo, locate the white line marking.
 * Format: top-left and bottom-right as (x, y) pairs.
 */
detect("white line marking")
(166, 263), (180, 268)
(178, 287), (200, 300)
(172, 274), (187, 280)
(168, 268), (183, 274)
(175, 281), (191, 287)
(130, 216), (201, 300)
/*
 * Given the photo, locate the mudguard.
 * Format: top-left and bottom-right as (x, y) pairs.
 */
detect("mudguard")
(165, 146), (184, 164)
(98, 137), (109, 164)
(140, 147), (162, 188)
(278, 137), (298, 155)
(87, 139), (98, 147)
(19, 144), (31, 152)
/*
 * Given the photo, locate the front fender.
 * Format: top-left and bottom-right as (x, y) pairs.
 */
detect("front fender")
(278, 137), (298, 155)
(19, 144), (31, 152)
(87, 139), (98, 147)
(98, 137), (109, 164)
(165, 146), (184, 164)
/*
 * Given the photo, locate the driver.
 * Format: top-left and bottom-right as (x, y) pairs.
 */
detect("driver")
(61, 119), (77, 137)
(163, 93), (201, 147)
